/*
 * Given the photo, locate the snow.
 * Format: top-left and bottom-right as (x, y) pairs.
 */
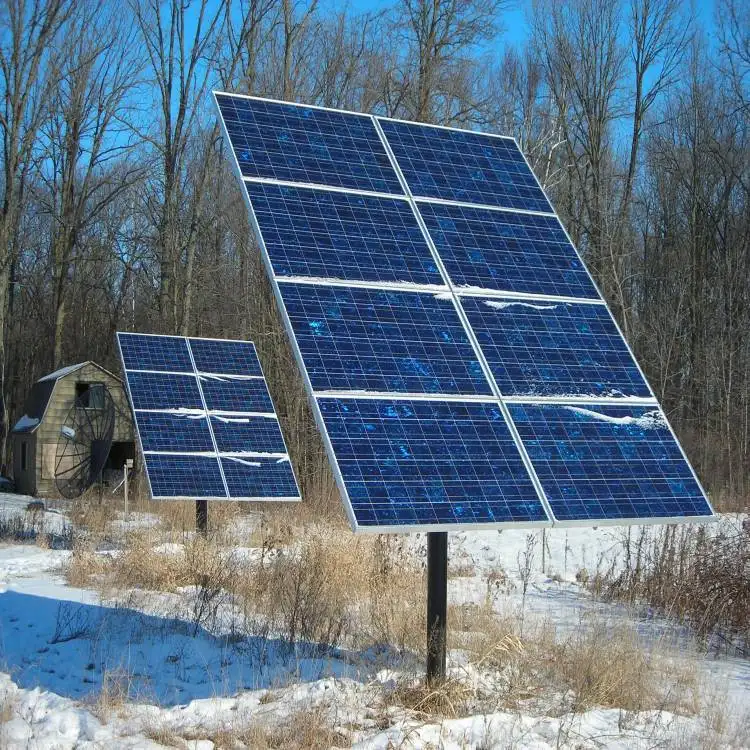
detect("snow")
(38, 363), (87, 382)
(13, 414), (40, 431)
(276, 275), (449, 294)
(143, 407), (278, 420)
(0, 491), (746, 748)
(483, 300), (559, 311)
(563, 405), (667, 429)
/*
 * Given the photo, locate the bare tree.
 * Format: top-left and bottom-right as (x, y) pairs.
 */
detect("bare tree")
(38, 4), (143, 367)
(0, 0), (74, 462)
(396, 0), (509, 123)
(130, 0), (226, 334)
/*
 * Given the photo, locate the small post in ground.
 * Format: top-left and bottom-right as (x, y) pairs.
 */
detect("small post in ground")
(196, 499), (208, 536)
(426, 531), (448, 683)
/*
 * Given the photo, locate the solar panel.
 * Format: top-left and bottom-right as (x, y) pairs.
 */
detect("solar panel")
(460, 298), (653, 399)
(318, 398), (548, 530)
(418, 202), (599, 300)
(508, 403), (711, 523)
(245, 181), (442, 286)
(214, 92), (714, 530)
(378, 118), (552, 213)
(215, 93), (402, 195)
(278, 281), (491, 395)
(117, 332), (300, 501)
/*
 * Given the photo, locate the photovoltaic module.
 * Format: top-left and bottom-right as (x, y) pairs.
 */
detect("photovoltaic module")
(214, 91), (714, 532)
(117, 332), (300, 501)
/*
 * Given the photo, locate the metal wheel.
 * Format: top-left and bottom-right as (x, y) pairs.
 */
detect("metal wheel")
(55, 386), (116, 498)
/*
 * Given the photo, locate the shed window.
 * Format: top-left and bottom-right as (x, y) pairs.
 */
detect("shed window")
(20, 441), (28, 471)
(76, 382), (105, 409)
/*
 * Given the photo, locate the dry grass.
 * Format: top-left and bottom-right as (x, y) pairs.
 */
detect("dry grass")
(208, 708), (347, 750)
(144, 706), (346, 749)
(88, 669), (131, 722)
(237, 528), (425, 652)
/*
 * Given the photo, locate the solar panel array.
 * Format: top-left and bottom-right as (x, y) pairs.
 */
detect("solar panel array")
(117, 332), (300, 501)
(215, 92), (714, 531)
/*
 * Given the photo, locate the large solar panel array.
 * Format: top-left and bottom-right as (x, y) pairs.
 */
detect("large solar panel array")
(215, 92), (714, 531)
(117, 332), (300, 501)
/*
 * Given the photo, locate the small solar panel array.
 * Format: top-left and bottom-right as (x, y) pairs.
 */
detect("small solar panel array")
(117, 332), (300, 501)
(215, 92), (714, 531)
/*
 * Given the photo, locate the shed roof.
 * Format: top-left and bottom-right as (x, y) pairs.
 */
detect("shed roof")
(12, 361), (122, 434)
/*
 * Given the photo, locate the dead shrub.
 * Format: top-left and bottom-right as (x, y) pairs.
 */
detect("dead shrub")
(236, 529), (424, 654)
(600, 519), (750, 652)
(545, 621), (655, 711)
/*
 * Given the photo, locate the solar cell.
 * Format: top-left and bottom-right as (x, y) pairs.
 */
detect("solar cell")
(147, 454), (226, 499)
(189, 338), (264, 376)
(278, 281), (492, 395)
(460, 298), (652, 398)
(318, 398), (548, 529)
(378, 118), (552, 213)
(221, 457), (300, 499)
(245, 181), (442, 286)
(126, 372), (203, 411)
(418, 202), (599, 299)
(216, 93), (402, 194)
(117, 332), (301, 502)
(134, 411), (214, 453)
(508, 403), (713, 522)
(118, 333), (193, 373)
(211, 415), (287, 454)
(199, 377), (274, 413)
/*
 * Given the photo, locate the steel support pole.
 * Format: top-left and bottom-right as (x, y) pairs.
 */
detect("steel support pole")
(196, 499), (208, 536)
(426, 531), (448, 683)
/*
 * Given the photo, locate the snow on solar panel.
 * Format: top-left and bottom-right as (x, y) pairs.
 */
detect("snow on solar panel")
(214, 91), (714, 530)
(117, 332), (300, 501)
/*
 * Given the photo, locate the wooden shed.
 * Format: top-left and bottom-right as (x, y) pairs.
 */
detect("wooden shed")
(11, 362), (135, 497)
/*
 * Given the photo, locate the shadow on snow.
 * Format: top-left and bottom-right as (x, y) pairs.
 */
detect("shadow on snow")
(0, 591), (401, 706)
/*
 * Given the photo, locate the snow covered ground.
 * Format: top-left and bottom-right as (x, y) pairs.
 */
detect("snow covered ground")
(0, 491), (747, 748)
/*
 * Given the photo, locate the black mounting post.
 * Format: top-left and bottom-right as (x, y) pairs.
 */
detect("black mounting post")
(196, 499), (208, 536)
(426, 531), (448, 683)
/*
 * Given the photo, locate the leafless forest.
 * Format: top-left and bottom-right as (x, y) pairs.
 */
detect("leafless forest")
(0, 0), (748, 510)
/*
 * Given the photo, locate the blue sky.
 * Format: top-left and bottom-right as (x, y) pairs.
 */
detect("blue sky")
(317, 0), (716, 54)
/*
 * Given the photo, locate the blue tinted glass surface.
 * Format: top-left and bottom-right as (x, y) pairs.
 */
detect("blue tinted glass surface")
(212, 415), (287, 454)
(216, 94), (402, 194)
(246, 182), (441, 285)
(118, 333), (192, 373)
(146, 454), (226, 498)
(379, 119), (551, 212)
(200, 377), (274, 413)
(419, 202), (599, 299)
(461, 299), (652, 398)
(188, 338), (263, 376)
(509, 403), (712, 522)
(135, 412), (213, 453)
(318, 398), (548, 528)
(279, 282), (491, 395)
(127, 372), (203, 410)
(221, 457), (299, 498)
